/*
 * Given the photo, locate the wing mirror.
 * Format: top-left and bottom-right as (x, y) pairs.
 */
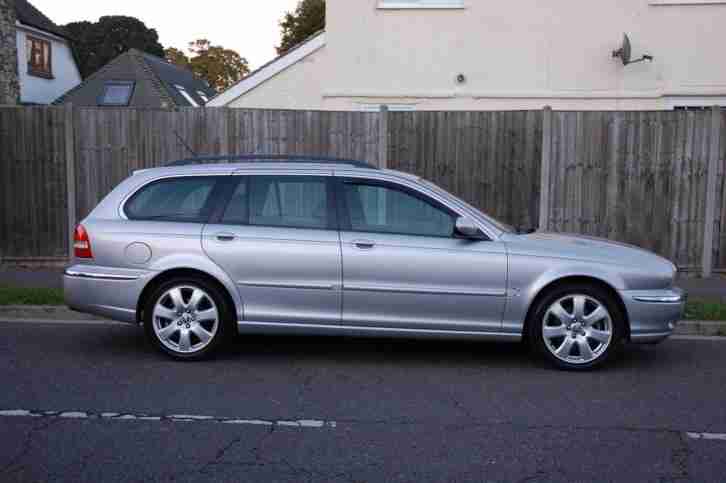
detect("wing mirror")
(455, 217), (487, 240)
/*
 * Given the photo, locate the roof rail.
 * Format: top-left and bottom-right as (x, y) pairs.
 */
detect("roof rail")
(166, 154), (378, 170)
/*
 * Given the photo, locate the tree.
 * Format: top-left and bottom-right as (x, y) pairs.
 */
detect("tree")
(64, 16), (165, 78)
(166, 40), (250, 92)
(277, 0), (325, 55)
(164, 47), (189, 68)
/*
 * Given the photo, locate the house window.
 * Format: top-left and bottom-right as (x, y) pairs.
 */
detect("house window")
(197, 91), (210, 104)
(378, 0), (465, 9)
(26, 36), (52, 78)
(175, 85), (199, 107)
(99, 81), (135, 106)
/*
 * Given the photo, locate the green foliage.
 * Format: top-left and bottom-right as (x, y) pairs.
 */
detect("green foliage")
(0, 286), (64, 306)
(277, 0), (325, 55)
(64, 16), (165, 78)
(684, 299), (726, 321)
(166, 40), (250, 92)
(164, 47), (189, 68)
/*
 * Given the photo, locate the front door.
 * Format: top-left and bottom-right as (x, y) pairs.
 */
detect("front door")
(203, 174), (341, 325)
(337, 178), (507, 332)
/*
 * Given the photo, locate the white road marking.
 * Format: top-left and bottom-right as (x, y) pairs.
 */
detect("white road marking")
(686, 432), (726, 441)
(0, 408), (336, 429)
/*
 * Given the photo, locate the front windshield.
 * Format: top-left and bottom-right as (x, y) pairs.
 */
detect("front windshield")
(419, 179), (516, 234)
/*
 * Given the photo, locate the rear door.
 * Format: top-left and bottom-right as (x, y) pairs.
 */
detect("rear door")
(336, 176), (508, 332)
(202, 172), (342, 325)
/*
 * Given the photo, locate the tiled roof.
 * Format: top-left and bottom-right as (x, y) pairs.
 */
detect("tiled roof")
(53, 49), (217, 107)
(15, 0), (69, 39)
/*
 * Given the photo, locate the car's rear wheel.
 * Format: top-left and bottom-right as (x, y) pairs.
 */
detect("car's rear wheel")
(144, 277), (231, 360)
(528, 284), (625, 370)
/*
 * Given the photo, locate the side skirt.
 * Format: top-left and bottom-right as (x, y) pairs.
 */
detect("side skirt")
(236, 321), (522, 342)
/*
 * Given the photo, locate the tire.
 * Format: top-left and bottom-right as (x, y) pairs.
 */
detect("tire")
(527, 283), (626, 371)
(143, 276), (232, 361)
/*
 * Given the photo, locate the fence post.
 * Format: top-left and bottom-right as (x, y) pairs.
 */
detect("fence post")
(64, 104), (76, 261)
(378, 105), (389, 169)
(539, 106), (553, 230)
(701, 105), (721, 278)
(606, 113), (622, 240)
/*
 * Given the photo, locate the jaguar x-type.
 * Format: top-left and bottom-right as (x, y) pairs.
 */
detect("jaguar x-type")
(64, 156), (685, 370)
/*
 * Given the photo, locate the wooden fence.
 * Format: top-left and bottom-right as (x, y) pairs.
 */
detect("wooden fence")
(0, 105), (724, 275)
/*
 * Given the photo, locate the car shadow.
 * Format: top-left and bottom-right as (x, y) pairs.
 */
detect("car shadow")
(81, 325), (677, 373)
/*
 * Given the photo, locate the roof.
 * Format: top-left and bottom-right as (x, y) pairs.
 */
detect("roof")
(208, 31), (326, 107)
(15, 0), (70, 40)
(166, 154), (377, 169)
(54, 49), (216, 107)
(140, 52), (216, 107)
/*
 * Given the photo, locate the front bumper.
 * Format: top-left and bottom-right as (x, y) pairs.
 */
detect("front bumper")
(620, 287), (686, 344)
(63, 265), (152, 324)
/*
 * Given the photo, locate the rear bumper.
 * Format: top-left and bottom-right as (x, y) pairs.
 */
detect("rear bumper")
(620, 287), (686, 344)
(63, 265), (152, 324)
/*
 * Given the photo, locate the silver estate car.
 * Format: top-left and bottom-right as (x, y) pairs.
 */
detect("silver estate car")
(64, 156), (685, 370)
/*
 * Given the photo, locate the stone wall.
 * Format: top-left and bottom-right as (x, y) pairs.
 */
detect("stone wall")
(0, 0), (19, 105)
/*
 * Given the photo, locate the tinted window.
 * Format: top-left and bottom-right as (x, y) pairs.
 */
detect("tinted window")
(221, 176), (330, 229)
(343, 182), (455, 237)
(125, 177), (217, 222)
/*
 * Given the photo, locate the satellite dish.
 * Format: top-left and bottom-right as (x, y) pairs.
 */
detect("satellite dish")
(612, 34), (632, 65)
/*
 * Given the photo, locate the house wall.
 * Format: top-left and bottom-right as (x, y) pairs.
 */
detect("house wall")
(227, 0), (726, 110)
(227, 46), (330, 109)
(0, 0), (19, 104)
(16, 23), (81, 104)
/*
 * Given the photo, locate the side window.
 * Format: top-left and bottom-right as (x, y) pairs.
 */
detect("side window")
(343, 181), (455, 237)
(221, 176), (330, 229)
(125, 177), (217, 222)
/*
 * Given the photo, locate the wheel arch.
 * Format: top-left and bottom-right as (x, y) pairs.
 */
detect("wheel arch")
(521, 275), (631, 342)
(136, 268), (239, 327)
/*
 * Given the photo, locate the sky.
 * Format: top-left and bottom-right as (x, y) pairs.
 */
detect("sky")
(29, 0), (301, 69)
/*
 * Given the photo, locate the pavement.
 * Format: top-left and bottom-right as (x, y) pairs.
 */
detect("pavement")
(1, 267), (725, 300)
(1, 319), (726, 482)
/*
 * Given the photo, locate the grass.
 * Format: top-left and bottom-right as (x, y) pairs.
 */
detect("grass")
(0, 286), (64, 306)
(684, 299), (726, 321)
(0, 286), (725, 321)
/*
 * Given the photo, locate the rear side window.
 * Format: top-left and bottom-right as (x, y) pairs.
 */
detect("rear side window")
(124, 177), (217, 222)
(220, 176), (330, 229)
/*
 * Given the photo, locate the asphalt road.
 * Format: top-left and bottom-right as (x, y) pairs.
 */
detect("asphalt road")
(1, 321), (725, 482)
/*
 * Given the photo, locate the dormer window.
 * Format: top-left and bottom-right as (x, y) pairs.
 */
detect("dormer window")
(378, 0), (465, 9)
(27, 36), (52, 78)
(175, 85), (199, 107)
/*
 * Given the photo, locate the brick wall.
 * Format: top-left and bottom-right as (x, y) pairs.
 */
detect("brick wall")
(0, 0), (19, 105)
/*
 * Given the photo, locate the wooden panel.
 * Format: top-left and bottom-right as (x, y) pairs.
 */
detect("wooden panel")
(387, 111), (543, 229)
(547, 110), (712, 270)
(0, 106), (68, 259)
(1, 106), (722, 270)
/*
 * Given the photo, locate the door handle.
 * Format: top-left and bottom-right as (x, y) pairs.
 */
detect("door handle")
(215, 233), (236, 242)
(353, 239), (375, 250)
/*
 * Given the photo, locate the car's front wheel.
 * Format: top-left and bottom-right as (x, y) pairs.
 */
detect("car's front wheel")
(528, 284), (626, 370)
(144, 277), (231, 360)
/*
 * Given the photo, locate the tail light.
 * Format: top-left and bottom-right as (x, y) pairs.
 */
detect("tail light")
(73, 224), (93, 259)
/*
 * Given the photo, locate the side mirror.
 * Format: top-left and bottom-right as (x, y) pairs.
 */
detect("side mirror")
(455, 217), (486, 240)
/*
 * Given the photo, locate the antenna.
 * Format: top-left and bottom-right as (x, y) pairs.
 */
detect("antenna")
(173, 130), (197, 157)
(612, 34), (653, 66)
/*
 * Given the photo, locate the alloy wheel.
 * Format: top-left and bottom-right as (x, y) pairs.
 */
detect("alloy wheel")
(541, 294), (613, 365)
(152, 285), (219, 354)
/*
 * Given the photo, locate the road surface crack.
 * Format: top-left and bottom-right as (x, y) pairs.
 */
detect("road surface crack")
(0, 418), (58, 476)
